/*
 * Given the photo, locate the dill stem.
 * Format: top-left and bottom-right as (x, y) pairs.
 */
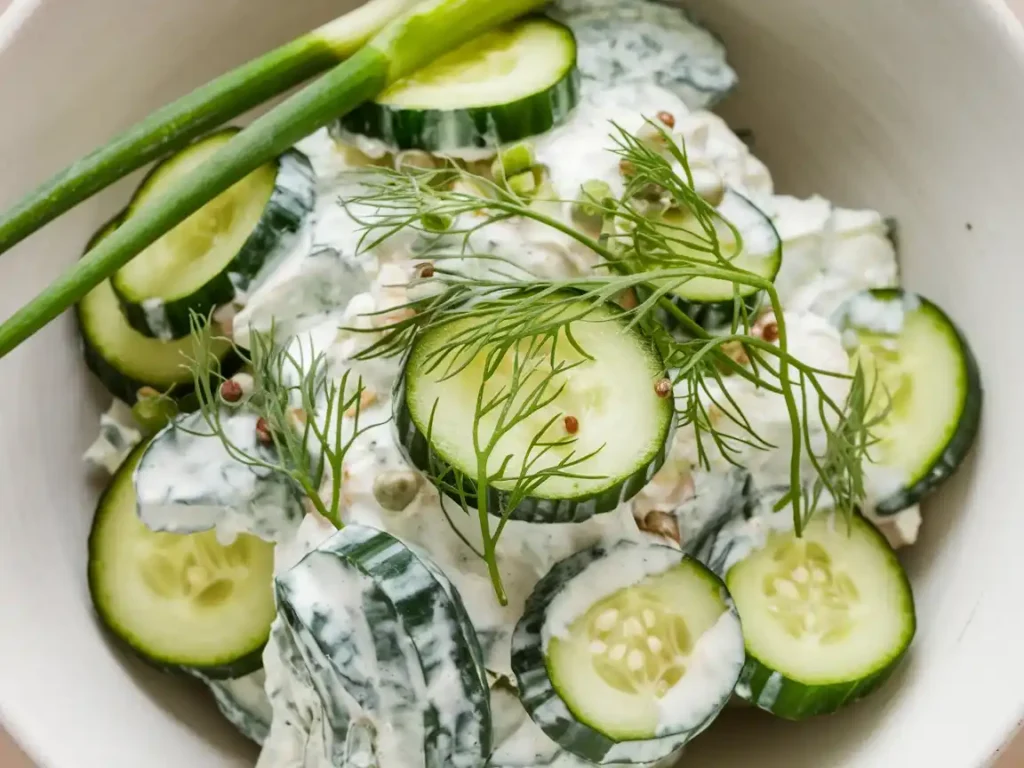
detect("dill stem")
(476, 474), (508, 606)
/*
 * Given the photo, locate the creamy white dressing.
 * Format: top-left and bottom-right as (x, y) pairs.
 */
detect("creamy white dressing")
(83, 399), (142, 474)
(140, 297), (173, 341)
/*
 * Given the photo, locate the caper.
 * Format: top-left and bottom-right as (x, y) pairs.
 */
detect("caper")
(372, 470), (423, 512)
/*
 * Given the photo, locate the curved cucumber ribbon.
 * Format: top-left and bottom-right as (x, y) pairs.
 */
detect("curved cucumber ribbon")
(0, 0), (546, 358)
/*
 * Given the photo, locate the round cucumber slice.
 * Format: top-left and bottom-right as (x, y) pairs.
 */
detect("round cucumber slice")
(337, 17), (580, 153)
(112, 129), (314, 339)
(88, 443), (276, 678)
(833, 289), (982, 515)
(395, 296), (674, 524)
(511, 541), (744, 764)
(76, 216), (237, 404)
(726, 512), (915, 719)
(646, 189), (781, 330)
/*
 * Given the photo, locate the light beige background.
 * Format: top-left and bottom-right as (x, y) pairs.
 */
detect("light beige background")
(0, 0), (1023, 766)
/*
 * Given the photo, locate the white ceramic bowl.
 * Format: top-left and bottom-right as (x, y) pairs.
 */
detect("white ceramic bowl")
(1, 0), (1022, 765)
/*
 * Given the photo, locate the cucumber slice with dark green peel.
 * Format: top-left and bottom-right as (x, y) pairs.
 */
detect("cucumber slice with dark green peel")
(76, 216), (237, 405)
(271, 524), (492, 767)
(88, 443), (276, 678)
(337, 17), (580, 153)
(726, 512), (915, 719)
(112, 129), (315, 339)
(833, 289), (982, 515)
(394, 296), (674, 524)
(511, 541), (744, 764)
(647, 189), (781, 330)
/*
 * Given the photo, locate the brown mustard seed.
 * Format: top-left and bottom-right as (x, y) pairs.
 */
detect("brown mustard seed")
(220, 379), (243, 403)
(417, 262), (435, 279)
(656, 111), (676, 128)
(655, 378), (673, 398)
(564, 415), (579, 435)
(255, 417), (273, 446)
(761, 321), (780, 343)
(642, 510), (681, 544)
(619, 159), (636, 177)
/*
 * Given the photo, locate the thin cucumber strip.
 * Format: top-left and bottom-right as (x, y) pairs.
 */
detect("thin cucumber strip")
(648, 189), (781, 330)
(268, 524), (491, 766)
(76, 216), (236, 404)
(395, 296), (674, 524)
(112, 129), (315, 339)
(726, 512), (915, 719)
(833, 289), (982, 515)
(511, 541), (744, 765)
(337, 16), (580, 152)
(88, 443), (277, 678)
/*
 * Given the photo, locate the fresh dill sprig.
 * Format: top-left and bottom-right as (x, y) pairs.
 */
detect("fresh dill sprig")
(185, 315), (374, 528)
(336, 118), (878, 539)
(420, 320), (603, 605)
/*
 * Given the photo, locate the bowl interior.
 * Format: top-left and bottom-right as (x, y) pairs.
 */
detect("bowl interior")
(1, 0), (1022, 766)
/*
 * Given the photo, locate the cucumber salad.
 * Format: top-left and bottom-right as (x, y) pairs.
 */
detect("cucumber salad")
(74, 1), (982, 766)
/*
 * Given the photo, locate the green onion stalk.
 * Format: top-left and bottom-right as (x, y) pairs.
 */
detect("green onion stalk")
(0, 0), (546, 358)
(0, 0), (418, 257)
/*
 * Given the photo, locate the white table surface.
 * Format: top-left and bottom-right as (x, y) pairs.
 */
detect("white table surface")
(0, 0), (1023, 765)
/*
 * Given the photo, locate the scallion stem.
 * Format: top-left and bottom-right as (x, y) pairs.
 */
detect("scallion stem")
(0, 0), (545, 358)
(0, 0), (419, 258)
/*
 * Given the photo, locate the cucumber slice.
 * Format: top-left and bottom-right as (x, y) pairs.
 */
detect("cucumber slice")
(269, 524), (491, 767)
(511, 541), (744, 765)
(203, 670), (273, 745)
(833, 289), (982, 515)
(553, 0), (737, 111)
(395, 297), (674, 524)
(112, 129), (315, 339)
(726, 512), (915, 719)
(337, 17), (580, 153)
(647, 189), (781, 329)
(76, 216), (237, 404)
(134, 410), (307, 544)
(88, 443), (276, 678)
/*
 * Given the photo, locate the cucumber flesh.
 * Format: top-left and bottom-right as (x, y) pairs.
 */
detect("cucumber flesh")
(833, 289), (982, 514)
(512, 541), (744, 764)
(338, 17), (580, 152)
(397, 297), (674, 524)
(726, 512), (915, 718)
(88, 444), (276, 678)
(112, 129), (314, 339)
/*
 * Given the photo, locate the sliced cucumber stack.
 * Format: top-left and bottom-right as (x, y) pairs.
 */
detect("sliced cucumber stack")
(112, 129), (315, 339)
(726, 512), (915, 719)
(649, 189), (782, 329)
(337, 17), (580, 153)
(77, 216), (236, 404)
(395, 296), (674, 524)
(88, 443), (276, 678)
(833, 289), (982, 515)
(511, 541), (744, 765)
(272, 524), (491, 766)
